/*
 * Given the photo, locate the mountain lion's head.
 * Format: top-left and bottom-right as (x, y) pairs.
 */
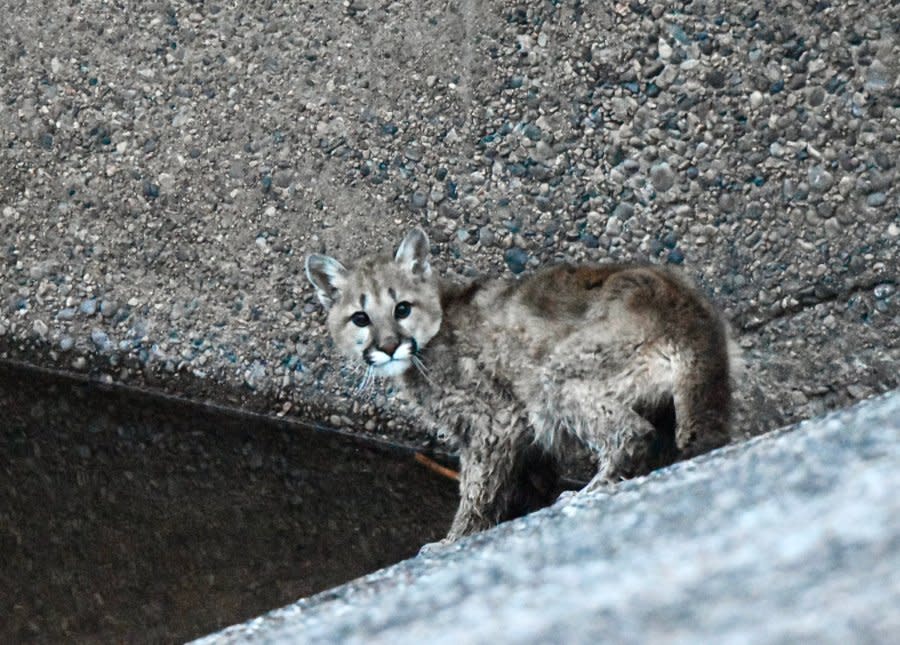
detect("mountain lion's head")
(305, 228), (442, 378)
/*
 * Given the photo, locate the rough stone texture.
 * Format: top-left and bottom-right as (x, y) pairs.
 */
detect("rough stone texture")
(1, 1), (898, 451)
(195, 391), (900, 644)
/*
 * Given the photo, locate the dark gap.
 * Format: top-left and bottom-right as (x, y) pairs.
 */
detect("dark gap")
(0, 363), (458, 643)
(633, 396), (680, 475)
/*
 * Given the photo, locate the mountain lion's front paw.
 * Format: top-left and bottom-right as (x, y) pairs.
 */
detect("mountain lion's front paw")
(418, 538), (453, 556)
(553, 489), (578, 507)
(584, 473), (619, 494)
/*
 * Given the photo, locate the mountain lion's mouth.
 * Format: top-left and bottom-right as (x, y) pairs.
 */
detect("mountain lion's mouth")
(372, 359), (412, 377)
(367, 340), (415, 376)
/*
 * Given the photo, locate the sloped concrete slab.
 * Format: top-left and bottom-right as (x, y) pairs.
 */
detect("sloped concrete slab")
(196, 391), (899, 644)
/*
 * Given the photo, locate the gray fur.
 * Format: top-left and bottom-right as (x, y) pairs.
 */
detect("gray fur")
(394, 228), (432, 277)
(306, 229), (733, 543)
(305, 254), (348, 308)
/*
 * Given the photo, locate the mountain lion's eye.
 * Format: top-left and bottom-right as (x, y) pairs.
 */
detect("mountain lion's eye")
(394, 301), (412, 319)
(350, 311), (370, 327)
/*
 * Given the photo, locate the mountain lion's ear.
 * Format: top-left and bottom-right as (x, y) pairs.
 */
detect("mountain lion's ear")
(305, 254), (348, 309)
(394, 228), (431, 277)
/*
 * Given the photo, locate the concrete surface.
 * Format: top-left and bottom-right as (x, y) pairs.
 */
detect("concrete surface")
(0, 0), (897, 453)
(194, 390), (900, 645)
(2, 2), (897, 641)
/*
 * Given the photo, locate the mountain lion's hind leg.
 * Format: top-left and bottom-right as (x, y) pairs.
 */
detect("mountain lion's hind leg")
(558, 389), (657, 490)
(672, 354), (731, 459)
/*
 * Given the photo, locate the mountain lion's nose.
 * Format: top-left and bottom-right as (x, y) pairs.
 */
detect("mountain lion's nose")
(380, 338), (400, 356)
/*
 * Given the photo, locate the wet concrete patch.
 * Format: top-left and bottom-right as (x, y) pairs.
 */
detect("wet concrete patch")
(0, 363), (457, 643)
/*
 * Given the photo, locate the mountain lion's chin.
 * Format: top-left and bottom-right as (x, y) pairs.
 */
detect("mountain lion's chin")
(374, 360), (411, 377)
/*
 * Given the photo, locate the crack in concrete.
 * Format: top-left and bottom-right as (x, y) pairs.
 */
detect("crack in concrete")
(738, 276), (893, 332)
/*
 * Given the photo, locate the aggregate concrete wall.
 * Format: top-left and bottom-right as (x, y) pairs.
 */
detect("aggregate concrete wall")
(1, 2), (897, 446)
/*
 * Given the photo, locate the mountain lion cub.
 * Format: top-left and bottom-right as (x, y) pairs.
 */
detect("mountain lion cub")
(306, 229), (732, 543)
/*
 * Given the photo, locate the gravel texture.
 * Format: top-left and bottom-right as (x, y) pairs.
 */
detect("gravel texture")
(194, 391), (900, 644)
(1, 1), (898, 450)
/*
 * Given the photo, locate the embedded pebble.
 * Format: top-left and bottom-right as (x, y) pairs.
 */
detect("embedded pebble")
(866, 193), (886, 208)
(873, 284), (895, 300)
(808, 166), (834, 192)
(244, 361), (267, 389)
(100, 300), (119, 318)
(613, 203), (634, 220)
(666, 249), (685, 265)
(80, 299), (98, 316)
(410, 192), (427, 209)
(32, 319), (49, 339)
(90, 330), (111, 351)
(864, 60), (893, 92)
(605, 217), (622, 236)
(478, 227), (495, 247)
(504, 248), (529, 274)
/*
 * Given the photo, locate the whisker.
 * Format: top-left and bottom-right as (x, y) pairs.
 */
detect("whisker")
(411, 356), (437, 388)
(356, 365), (373, 393)
(411, 354), (430, 372)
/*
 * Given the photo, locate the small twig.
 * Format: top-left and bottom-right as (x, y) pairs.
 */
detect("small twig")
(415, 453), (459, 481)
